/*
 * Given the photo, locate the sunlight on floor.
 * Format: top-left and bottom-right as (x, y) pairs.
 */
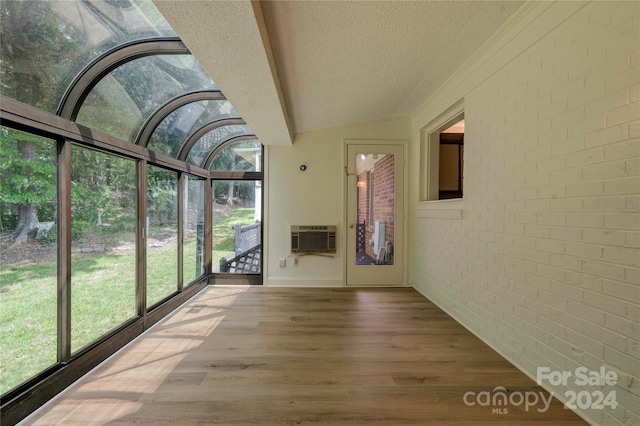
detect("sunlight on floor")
(29, 286), (249, 425)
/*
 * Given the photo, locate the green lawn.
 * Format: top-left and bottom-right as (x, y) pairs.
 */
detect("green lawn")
(212, 207), (256, 263)
(0, 261), (57, 394)
(0, 206), (254, 395)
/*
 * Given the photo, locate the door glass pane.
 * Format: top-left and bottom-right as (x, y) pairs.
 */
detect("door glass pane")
(183, 176), (205, 284)
(146, 165), (178, 307)
(0, 128), (57, 393)
(71, 146), (137, 353)
(212, 180), (261, 274)
(355, 153), (394, 266)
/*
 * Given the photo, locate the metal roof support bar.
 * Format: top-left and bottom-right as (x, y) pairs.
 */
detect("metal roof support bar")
(203, 135), (258, 170)
(177, 118), (247, 163)
(57, 38), (188, 120)
(136, 90), (228, 147)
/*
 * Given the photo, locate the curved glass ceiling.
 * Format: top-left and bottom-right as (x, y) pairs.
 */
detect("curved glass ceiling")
(188, 125), (253, 168)
(0, 0), (259, 168)
(209, 140), (262, 172)
(76, 55), (218, 143)
(148, 101), (239, 157)
(0, 0), (176, 113)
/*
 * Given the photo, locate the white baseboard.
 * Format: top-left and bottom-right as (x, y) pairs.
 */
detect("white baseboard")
(266, 277), (343, 287)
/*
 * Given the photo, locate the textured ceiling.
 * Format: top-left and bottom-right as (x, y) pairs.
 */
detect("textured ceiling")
(155, 0), (525, 144)
(261, 0), (525, 134)
(154, 0), (293, 145)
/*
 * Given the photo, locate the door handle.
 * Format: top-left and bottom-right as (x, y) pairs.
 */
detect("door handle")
(349, 223), (354, 228)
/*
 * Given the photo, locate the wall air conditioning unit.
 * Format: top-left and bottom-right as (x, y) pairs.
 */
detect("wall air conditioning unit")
(291, 225), (337, 253)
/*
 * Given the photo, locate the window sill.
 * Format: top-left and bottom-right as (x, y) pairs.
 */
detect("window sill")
(416, 198), (463, 220)
(418, 197), (463, 205)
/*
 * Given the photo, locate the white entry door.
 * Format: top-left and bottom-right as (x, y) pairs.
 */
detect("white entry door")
(345, 141), (406, 286)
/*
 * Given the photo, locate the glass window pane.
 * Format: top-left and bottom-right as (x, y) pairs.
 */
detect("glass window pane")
(438, 125), (464, 200)
(355, 153), (395, 266)
(148, 100), (238, 157)
(77, 56), (218, 143)
(0, 128), (57, 394)
(146, 165), (178, 307)
(70, 146), (137, 353)
(188, 125), (253, 167)
(212, 181), (261, 275)
(0, 0), (176, 113)
(183, 176), (205, 284)
(209, 140), (262, 172)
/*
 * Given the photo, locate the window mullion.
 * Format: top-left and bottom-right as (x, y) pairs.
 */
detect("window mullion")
(57, 140), (72, 362)
(204, 177), (213, 277)
(177, 173), (185, 292)
(136, 160), (148, 322)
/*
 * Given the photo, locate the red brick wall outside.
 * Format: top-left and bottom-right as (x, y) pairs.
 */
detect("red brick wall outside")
(373, 154), (395, 261)
(356, 171), (374, 258)
(357, 171), (368, 228)
(355, 155), (395, 261)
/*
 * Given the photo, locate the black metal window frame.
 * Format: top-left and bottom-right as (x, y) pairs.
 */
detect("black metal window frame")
(177, 118), (248, 162)
(0, 97), (208, 423)
(0, 35), (263, 425)
(57, 38), (188, 120)
(136, 90), (229, 146)
(209, 142), (264, 286)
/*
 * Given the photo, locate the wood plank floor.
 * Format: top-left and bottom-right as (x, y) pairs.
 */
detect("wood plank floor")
(24, 287), (586, 425)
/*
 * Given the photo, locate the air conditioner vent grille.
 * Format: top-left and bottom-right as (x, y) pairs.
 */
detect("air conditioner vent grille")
(291, 225), (337, 253)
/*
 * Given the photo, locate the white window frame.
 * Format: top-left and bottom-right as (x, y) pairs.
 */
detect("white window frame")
(419, 101), (464, 202)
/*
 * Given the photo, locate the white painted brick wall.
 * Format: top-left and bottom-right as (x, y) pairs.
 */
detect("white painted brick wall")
(413, 2), (639, 425)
